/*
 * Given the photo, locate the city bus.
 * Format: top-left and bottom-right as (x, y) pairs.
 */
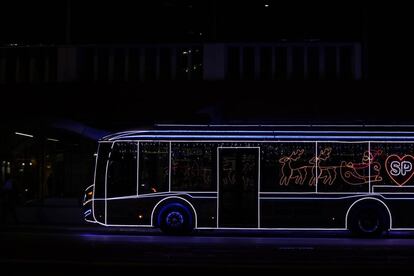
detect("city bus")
(83, 125), (414, 236)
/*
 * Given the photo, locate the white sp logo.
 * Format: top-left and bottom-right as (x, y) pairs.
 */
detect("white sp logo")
(390, 161), (413, 176)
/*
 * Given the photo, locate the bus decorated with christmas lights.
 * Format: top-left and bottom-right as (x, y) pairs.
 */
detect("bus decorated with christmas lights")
(83, 125), (414, 236)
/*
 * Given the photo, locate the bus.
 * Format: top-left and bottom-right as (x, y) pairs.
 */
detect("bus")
(83, 125), (414, 236)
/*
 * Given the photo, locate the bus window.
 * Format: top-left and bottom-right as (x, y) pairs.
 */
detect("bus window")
(107, 142), (137, 198)
(371, 142), (414, 188)
(171, 142), (215, 191)
(261, 143), (316, 192)
(317, 142), (369, 193)
(139, 142), (169, 194)
(94, 143), (112, 198)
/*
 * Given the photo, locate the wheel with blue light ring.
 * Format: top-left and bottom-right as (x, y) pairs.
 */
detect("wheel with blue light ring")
(158, 203), (194, 234)
(348, 202), (389, 237)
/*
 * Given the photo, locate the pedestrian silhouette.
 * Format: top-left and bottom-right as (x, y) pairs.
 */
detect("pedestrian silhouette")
(1, 174), (19, 225)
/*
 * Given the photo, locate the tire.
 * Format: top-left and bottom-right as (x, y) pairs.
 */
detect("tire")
(348, 202), (389, 237)
(158, 203), (194, 235)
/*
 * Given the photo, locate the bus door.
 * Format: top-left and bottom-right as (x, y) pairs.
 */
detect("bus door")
(218, 147), (259, 228)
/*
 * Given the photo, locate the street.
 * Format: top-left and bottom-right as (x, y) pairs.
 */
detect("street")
(2, 227), (414, 273)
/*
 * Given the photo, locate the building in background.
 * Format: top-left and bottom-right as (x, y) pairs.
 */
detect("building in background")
(0, 1), (412, 204)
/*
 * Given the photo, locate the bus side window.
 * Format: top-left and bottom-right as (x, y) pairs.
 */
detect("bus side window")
(139, 142), (169, 194)
(107, 142), (137, 198)
(171, 142), (214, 191)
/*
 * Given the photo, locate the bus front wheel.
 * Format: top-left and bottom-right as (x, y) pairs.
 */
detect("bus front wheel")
(158, 203), (194, 234)
(348, 202), (390, 237)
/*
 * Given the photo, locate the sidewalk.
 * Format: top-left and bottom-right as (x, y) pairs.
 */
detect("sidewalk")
(15, 197), (84, 225)
(0, 196), (161, 235)
(0, 197), (157, 235)
(0, 223), (161, 235)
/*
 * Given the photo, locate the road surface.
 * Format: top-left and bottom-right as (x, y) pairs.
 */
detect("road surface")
(1, 227), (414, 273)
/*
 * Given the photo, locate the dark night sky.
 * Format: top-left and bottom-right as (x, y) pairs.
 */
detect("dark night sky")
(0, 1), (408, 43)
(1, 1), (364, 43)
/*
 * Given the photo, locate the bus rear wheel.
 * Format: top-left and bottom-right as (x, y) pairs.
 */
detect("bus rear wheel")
(158, 203), (194, 235)
(348, 203), (389, 237)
